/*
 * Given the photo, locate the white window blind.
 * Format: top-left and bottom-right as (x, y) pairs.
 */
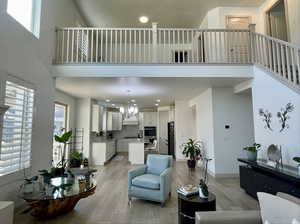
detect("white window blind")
(0, 81), (34, 176)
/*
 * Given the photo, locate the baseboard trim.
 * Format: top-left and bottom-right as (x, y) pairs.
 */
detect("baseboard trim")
(208, 170), (239, 178)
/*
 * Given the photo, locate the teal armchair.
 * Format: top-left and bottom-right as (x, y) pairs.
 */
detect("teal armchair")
(128, 154), (173, 207)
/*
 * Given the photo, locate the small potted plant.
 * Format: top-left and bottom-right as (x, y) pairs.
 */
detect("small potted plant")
(293, 157), (300, 174)
(199, 158), (212, 199)
(70, 152), (83, 168)
(243, 143), (261, 161)
(182, 139), (202, 169)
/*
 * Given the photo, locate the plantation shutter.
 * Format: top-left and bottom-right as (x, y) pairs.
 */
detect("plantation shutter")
(0, 81), (34, 176)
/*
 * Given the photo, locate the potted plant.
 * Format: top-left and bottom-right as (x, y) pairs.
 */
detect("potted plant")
(182, 139), (202, 169)
(70, 152), (83, 168)
(243, 143), (261, 161)
(199, 158), (212, 199)
(54, 130), (72, 175)
(293, 157), (300, 173)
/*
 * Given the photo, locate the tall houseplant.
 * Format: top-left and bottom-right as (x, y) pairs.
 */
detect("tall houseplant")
(54, 130), (72, 175)
(182, 139), (202, 169)
(243, 143), (261, 161)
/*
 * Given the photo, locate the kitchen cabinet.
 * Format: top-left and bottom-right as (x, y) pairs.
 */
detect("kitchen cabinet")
(92, 140), (116, 165)
(107, 112), (122, 131)
(142, 112), (157, 127)
(92, 104), (102, 132)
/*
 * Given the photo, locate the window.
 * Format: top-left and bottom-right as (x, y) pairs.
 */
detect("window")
(7, 0), (42, 38)
(0, 81), (35, 177)
(53, 103), (68, 166)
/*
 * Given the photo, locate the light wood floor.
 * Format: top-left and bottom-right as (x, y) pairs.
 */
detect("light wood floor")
(15, 154), (258, 224)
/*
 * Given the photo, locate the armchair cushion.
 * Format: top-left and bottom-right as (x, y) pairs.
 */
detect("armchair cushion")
(147, 155), (169, 175)
(258, 192), (300, 224)
(132, 174), (160, 190)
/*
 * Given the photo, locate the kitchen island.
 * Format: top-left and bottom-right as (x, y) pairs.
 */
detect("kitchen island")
(92, 138), (116, 165)
(128, 140), (144, 165)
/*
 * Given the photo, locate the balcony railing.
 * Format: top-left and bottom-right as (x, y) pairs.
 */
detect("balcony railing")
(54, 25), (300, 89)
(55, 26), (251, 64)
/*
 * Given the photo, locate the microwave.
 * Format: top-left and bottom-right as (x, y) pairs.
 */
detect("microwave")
(144, 126), (156, 137)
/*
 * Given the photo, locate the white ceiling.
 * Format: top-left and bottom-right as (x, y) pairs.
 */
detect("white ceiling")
(74, 0), (265, 28)
(56, 77), (249, 108)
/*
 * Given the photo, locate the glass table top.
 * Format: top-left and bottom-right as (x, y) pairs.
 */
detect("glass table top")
(19, 176), (97, 201)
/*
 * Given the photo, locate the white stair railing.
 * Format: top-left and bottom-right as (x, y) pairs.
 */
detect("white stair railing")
(54, 25), (251, 64)
(251, 32), (300, 86)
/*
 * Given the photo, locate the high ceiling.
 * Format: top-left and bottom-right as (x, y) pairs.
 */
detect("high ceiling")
(74, 0), (265, 28)
(56, 77), (249, 108)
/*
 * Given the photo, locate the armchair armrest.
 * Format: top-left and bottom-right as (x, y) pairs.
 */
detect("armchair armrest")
(196, 210), (262, 224)
(160, 167), (172, 200)
(128, 165), (147, 191)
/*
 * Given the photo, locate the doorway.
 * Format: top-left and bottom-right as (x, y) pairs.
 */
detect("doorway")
(266, 0), (288, 41)
(158, 111), (169, 154)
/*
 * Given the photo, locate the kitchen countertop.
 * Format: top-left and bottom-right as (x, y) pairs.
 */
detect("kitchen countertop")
(92, 137), (116, 143)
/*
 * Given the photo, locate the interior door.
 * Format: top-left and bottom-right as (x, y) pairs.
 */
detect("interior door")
(266, 0), (288, 41)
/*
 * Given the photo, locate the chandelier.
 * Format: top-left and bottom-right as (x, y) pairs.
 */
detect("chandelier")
(120, 104), (138, 118)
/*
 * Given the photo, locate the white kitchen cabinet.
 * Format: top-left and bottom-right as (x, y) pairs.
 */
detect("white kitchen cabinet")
(92, 140), (116, 165)
(107, 112), (122, 131)
(143, 112), (157, 127)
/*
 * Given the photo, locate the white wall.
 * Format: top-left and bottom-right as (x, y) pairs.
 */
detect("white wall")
(201, 2), (300, 45)
(175, 100), (195, 160)
(201, 6), (263, 29)
(55, 89), (77, 130)
(189, 87), (254, 176)
(212, 88), (254, 175)
(252, 66), (300, 167)
(75, 98), (92, 159)
(0, 0), (85, 206)
(189, 89), (216, 174)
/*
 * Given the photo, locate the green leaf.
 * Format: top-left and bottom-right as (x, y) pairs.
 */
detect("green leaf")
(293, 157), (300, 163)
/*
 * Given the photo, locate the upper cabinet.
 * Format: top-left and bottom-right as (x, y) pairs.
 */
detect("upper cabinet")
(142, 112), (157, 127)
(107, 112), (122, 131)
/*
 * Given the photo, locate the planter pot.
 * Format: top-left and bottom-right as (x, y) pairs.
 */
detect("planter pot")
(187, 160), (196, 169)
(51, 167), (65, 177)
(199, 187), (208, 199)
(246, 151), (257, 161)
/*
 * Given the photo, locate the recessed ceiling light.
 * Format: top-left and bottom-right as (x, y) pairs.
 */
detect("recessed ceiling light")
(139, 16), (149, 24)
(155, 103), (159, 106)
(133, 104), (137, 106)
(105, 99), (110, 102)
(131, 99), (136, 103)
(156, 99), (161, 103)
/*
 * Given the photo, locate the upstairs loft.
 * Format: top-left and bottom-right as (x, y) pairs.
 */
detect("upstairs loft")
(53, 24), (300, 91)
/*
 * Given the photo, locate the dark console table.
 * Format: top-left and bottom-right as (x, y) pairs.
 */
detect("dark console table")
(238, 158), (300, 199)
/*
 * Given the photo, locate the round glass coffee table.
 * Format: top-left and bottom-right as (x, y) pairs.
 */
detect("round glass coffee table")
(20, 176), (97, 219)
(178, 192), (216, 224)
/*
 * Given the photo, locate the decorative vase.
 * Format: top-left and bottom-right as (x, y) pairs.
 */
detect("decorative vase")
(199, 187), (208, 199)
(187, 159), (196, 169)
(247, 151), (257, 161)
